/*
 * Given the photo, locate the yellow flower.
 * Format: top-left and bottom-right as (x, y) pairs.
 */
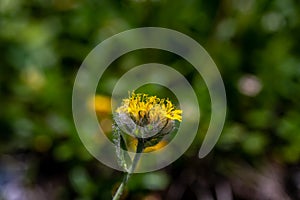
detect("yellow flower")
(113, 92), (182, 172)
(116, 92), (182, 125)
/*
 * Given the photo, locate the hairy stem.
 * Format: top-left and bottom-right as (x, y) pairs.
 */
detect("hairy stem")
(112, 139), (144, 200)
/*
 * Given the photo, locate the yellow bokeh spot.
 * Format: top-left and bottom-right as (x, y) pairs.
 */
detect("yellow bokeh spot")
(144, 140), (168, 153)
(128, 139), (168, 153)
(88, 95), (112, 114)
(21, 67), (45, 91)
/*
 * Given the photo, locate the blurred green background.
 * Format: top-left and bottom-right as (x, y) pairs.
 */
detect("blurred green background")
(1, 0), (300, 199)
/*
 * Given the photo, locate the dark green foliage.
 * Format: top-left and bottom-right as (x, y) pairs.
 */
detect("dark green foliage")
(1, 0), (300, 199)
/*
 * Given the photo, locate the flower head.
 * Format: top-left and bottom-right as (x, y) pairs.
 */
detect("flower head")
(114, 92), (182, 138)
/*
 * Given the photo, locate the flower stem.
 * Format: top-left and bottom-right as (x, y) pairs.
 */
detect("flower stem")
(112, 139), (144, 200)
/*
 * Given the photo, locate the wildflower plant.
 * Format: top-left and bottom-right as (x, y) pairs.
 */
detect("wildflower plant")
(112, 92), (182, 200)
